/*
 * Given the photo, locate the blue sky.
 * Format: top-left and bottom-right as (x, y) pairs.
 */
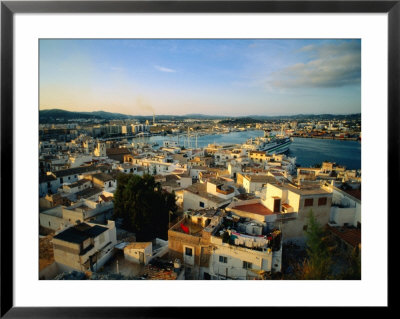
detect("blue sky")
(39, 39), (361, 116)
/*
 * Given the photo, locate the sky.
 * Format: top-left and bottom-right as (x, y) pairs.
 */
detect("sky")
(39, 39), (361, 116)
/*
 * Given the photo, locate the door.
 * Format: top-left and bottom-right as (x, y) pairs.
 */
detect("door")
(139, 252), (144, 264)
(183, 246), (195, 266)
(274, 198), (281, 213)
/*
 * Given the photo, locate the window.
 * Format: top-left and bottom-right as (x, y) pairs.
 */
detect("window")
(318, 197), (327, 206)
(199, 201), (205, 208)
(185, 247), (193, 256)
(303, 225), (308, 231)
(219, 256), (227, 263)
(304, 198), (314, 207)
(243, 261), (252, 269)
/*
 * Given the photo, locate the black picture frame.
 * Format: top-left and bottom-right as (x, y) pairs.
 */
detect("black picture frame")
(1, 0), (395, 317)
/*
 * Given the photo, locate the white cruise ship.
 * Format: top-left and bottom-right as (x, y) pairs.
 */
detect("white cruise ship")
(242, 128), (293, 155)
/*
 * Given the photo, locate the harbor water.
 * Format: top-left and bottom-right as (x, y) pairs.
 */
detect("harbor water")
(128, 130), (361, 170)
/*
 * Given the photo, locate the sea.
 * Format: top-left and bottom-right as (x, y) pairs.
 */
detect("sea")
(128, 130), (361, 170)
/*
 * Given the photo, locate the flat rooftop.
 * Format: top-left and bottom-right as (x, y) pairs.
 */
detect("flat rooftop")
(170, 219), (204, 237)
(54, 223), (108, 244)
(185, 183), (228, 204)
(233, 203), (274, 216)
(283, 183), (331, 195)
(125, 242), (152, 250)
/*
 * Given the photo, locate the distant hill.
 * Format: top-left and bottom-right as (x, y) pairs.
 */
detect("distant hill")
(82, 111), (136, 120)
(39, 109), (361, 123)
(248, 113), (361, 121)
(39, 109), (136, 123)
(219, 117), (264, 124)
(39, 109), (226, 123)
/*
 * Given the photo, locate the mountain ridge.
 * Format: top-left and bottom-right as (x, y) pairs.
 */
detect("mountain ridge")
(39, 108), (361, 123)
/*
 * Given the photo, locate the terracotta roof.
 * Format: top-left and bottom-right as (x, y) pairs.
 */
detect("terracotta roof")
(233, 203), (274, 216)
(52, 165), (99, 178)
(99, 194), (113, 202)
(106, 148), (131, 155)
(328, 226), (361, 248)
(39, 174), (57, 183)
(343, 189), (361, 201)
(66, 179), (91, 188)
(92, 172), (115, 182)
(270, 172), (283, 176)
(245, 175), (276, 183)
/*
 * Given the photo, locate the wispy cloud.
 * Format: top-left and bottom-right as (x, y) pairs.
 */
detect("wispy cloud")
(268, 41), (361, 89)
(154, 65), (176, 73)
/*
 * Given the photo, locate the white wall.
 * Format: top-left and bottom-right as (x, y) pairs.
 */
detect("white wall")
(183, 191), (231, 211)
(330, 205), (360, 227)
(40, 213), (72, 231)
(124, 243), (153, 265)
(209, 242), (273, 279)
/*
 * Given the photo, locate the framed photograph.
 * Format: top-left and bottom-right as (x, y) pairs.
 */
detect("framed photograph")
(1, 0), (395, 316)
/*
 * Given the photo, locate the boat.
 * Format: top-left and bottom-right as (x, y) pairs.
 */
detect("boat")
(243, 126), (293, 155)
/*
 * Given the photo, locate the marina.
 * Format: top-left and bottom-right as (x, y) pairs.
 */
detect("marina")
(126, 130), (361, 170)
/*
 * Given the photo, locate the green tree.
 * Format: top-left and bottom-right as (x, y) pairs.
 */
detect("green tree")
(113, 173), (177, 241)
(339, 246), (361, 280)
(297, 210), (333, 279)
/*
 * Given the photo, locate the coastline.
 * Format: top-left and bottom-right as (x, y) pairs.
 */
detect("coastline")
(292, 136), (359, 141)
